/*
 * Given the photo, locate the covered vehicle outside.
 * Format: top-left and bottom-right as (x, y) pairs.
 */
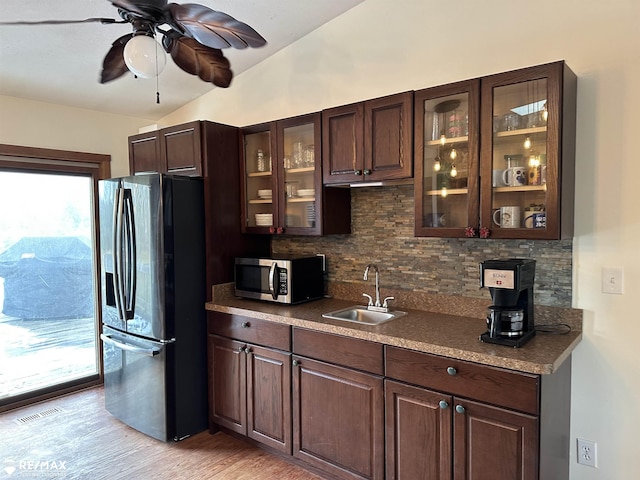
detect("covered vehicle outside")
(0, 236), (94, 319)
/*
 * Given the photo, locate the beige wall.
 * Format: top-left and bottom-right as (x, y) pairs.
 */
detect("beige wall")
(2, 0), (638, 477)
(0, 95), (150, 178)
(161, 1), (640, 478)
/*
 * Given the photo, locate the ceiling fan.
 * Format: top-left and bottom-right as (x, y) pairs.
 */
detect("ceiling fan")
(1, 0), (267, 88)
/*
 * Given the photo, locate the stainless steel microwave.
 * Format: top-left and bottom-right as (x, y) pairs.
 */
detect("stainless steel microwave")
(234, 255), (324, 304)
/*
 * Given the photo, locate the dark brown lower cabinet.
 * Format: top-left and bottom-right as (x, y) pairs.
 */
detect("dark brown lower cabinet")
(292, 356), (384, 480)
(385, 379), (538, 480)
(208, 314), (570, 479)
(385, 380), (453, 479)
(209, 335), (292, 454)
(453, 398), (538, 480)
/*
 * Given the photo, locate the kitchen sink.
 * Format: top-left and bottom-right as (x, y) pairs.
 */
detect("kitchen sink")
(322, 306), (406, 325)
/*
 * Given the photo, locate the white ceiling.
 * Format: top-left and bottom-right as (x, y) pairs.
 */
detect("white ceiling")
(0, 0), (365, 120)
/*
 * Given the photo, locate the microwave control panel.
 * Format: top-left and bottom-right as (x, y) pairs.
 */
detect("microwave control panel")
(277, 268), (288, 294)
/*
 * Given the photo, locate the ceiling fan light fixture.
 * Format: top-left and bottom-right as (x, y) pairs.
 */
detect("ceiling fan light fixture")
(123, 34), (167, 78)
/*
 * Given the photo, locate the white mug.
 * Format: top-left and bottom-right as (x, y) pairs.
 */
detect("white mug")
(502, 167), (527, 187)
(492, 169), (506, 187)
(493, 206), (521, 228)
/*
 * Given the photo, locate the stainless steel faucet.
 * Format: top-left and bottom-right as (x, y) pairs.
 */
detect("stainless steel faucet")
(363, 264), (394, 312)
(363, 264), (381, 307)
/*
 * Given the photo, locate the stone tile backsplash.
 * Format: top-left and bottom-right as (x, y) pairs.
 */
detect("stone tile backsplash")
(273, 184), (572, 307)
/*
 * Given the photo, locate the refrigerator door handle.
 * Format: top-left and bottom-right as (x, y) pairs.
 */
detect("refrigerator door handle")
(112, 187), (127, 322)
(122, 189), (137, 319)
(100, 333), (162, 357)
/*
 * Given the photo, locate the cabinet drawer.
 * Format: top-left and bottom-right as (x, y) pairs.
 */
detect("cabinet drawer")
(293, 327), (384, 375)
(385, 346), (539, 414)
(208, 312), (291, 351)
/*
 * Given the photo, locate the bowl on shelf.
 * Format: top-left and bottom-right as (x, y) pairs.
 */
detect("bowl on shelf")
(257, 189), (272, 199)
(297, 188), (315, 197)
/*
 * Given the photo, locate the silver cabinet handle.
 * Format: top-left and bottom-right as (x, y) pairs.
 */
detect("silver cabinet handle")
(241, 322), (250, 328)
(439, 400), (449, 409)
(293, 359), (300, 366)
(455, 404), (466, 414)
(447, 366), (457, 376)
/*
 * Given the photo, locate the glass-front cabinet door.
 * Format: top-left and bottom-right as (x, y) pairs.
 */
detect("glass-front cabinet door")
(414, 80), (480, 237)
(480, 63), (569, 239)
(242, 123), (277, 233)
(277, 113), (322, 235)
(241, 114), (323, 235)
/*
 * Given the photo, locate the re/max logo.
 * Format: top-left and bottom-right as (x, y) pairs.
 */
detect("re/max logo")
(18, 460), (67, 470)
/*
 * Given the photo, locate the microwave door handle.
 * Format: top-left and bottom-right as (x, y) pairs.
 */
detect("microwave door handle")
(268, 262), (278, 300)
(122, 189), (136, 319)
(112, 187), (126, 322)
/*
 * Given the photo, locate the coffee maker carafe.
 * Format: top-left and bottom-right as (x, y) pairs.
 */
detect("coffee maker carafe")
(480, 259), (536, 347)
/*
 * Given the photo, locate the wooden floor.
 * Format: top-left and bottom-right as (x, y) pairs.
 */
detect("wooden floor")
(0, 387), (325, 479)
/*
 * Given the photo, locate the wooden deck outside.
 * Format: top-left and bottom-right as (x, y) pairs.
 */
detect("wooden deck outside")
(0, 313), (98, 401)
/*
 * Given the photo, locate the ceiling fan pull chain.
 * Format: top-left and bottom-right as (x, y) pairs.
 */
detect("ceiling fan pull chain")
(155, 45), (160, 104)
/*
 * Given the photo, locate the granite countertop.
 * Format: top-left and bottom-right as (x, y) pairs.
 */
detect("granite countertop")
(206, 283), (582, 375)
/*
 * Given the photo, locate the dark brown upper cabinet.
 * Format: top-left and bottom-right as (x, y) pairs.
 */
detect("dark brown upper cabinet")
(414, 79), (481, 238)
(240, 113), (350, 236)
(322, 91), (414, 185)
(129, 121), (202, 176)
(415, 61), (576, 239)
(129, 129), (161, 175)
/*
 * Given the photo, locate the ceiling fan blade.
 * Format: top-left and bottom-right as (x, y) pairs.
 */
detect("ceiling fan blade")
(0, 18), (120, 26)
(167, 3), (266, 50)
(100, 33), (134, 83)
(163, 33), (232, 87)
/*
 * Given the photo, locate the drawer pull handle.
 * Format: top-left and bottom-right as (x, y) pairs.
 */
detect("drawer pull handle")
(439, 400), (449, 409)
(293, 359), (300, 367)
(241, 322), (250, 328)
(238, 346), (246, 353)
(447, 366), (457, 376)
(244, 347), (252, 355)
(455, 404), (466, 414)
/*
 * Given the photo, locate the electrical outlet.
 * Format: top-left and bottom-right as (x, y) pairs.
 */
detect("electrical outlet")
(601, 267), (624, 294)
(577, 438), (597, 467)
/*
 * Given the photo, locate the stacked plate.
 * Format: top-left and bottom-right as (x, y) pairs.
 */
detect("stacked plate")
(255, 213), (273, 226)
(257, 189), (272, 199)
(298, 188), (315, 198)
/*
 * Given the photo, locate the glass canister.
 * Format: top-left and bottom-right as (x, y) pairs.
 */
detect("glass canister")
(256, 149), (266, 172)
(303, 145), (315, 167)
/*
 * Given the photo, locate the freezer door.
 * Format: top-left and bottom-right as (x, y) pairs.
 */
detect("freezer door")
(101, 326), (171, 442)
(99, 174), (166, 339)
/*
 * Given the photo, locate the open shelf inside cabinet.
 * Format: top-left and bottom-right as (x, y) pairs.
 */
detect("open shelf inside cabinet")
(425, 188), (469, 196)
(425, 135), (469, 146)
(494, 185), (546, 194)
(494, 126), (546, 139)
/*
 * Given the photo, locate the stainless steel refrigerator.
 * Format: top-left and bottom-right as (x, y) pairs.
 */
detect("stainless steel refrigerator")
(98, 173), (207, 442)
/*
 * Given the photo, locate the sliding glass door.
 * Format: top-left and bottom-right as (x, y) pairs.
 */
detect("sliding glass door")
(0, 170), (99, 405)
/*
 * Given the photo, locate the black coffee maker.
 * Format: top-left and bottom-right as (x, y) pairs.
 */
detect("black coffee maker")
(479, 259), (536, 347)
